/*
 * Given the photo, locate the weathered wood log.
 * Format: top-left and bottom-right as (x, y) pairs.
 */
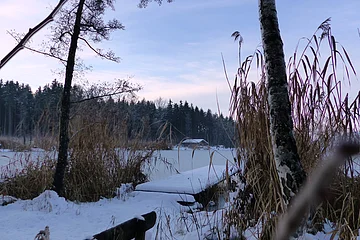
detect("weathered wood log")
(92, 211), (156, 240)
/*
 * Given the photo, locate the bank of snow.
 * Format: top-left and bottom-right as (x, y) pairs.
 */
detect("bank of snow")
(0, 189), (352, 240)
(0, 189), (197, 240)
(0, 148), (357, 239)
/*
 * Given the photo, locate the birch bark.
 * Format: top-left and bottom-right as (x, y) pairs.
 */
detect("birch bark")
(258, 0), (306, 206)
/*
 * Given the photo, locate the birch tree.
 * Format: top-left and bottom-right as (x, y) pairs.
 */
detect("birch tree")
(258, 0), (306, 205)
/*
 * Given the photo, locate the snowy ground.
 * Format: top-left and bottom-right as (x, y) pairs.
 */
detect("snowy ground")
(0, 189), (200, 239)
(0, 148), (238, 239)
(0, 148), (358, 239)
(0, 189), (349, 240)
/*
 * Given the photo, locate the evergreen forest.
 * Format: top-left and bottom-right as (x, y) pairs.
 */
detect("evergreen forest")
(0, 79), (235, 148)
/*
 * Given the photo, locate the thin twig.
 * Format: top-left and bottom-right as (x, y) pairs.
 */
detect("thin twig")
(6, 30), (67, 65)
(78, 37), (120, 63)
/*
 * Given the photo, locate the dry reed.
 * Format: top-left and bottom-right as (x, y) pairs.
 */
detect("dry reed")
(226, 18), (360, 238)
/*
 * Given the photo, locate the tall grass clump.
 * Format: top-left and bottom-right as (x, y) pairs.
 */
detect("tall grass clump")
(62, 98), (154, 202)
(0, 152), (56, 199)
(65, 113), (152, 202)
(226, 18), (360, 238)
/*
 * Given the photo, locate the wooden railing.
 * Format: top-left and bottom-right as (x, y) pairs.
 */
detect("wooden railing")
(90, 211), (156, 240)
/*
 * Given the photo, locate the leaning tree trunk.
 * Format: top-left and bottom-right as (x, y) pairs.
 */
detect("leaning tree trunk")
(53, 0), (85, 196)
(258, 0), (306, 206)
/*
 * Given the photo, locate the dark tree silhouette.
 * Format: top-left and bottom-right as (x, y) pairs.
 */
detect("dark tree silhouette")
(50, 0), (124, 196)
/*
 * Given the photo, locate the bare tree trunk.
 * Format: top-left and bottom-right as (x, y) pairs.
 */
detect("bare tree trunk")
(258, 0), (306, 205)
(53, 0), (85, 196)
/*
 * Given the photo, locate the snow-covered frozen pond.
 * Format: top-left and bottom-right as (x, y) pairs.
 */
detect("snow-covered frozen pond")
(2, 147), (359, 181)
(0, 148), (237, 181)
(146, 148), (237, 180)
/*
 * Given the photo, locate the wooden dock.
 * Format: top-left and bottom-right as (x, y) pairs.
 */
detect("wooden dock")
(135, 165), (238, 208)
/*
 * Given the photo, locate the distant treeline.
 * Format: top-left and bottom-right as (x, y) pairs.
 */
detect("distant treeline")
(0, 79), (235, 147)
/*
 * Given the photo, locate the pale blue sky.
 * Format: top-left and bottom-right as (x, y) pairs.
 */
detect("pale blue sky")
(0, 0), (359, 114)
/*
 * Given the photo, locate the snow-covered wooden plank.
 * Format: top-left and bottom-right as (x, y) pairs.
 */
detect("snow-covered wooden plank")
(135, 165), (237, 195)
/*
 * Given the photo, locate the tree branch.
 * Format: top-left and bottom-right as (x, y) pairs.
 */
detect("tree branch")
(70, 89), (137, 104)
(71, 82), (141, 104)
(78, 36), (120, 62)
(25, 46), (67, 66)
(138, 0), (174, 8)
(6, 31), (67, 65)
(70, 79), (141, 104)
(59, 31), (72, 42)
(80, 23), (114, 32)
(0, 0), (69, 69)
